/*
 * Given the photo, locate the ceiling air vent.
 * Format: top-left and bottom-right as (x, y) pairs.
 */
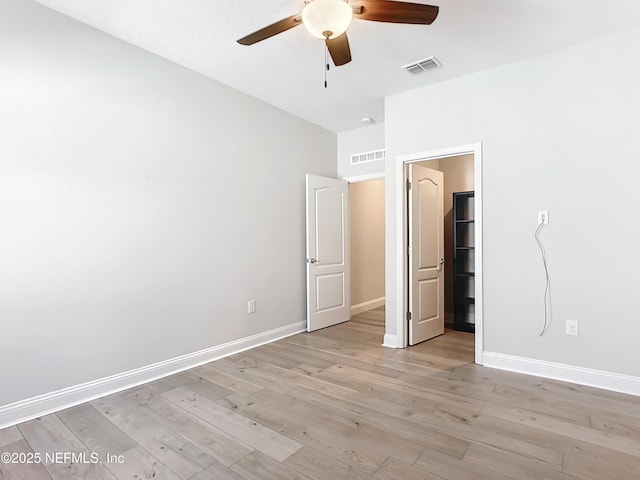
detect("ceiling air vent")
(351, 149), (385, 165)
(402, 56), (441, 75)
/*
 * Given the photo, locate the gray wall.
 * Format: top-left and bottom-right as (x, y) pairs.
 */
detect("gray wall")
(0, 0), (336, 406)
(385, 27), (640, 376)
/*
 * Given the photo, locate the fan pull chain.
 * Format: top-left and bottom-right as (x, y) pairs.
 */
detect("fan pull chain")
(324, 43), (330, 88)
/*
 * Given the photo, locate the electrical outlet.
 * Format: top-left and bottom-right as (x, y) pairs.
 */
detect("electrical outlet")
(538, 210), (549, 225)
(566, 320), (579, 336)
(248, 300), (256, 314)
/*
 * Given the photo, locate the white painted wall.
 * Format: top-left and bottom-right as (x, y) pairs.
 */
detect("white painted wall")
(0, 0), (336, 407)
(337, 123), (385, 179)
(385, 27), (640, 377)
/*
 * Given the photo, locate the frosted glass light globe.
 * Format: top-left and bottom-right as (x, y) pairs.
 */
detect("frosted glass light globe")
(301, 0), (353, 40)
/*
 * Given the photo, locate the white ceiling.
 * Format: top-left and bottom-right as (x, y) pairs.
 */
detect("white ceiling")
(34, 0), (640, 132)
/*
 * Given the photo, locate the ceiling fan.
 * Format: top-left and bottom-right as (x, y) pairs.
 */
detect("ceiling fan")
(237, 0), (439, 67)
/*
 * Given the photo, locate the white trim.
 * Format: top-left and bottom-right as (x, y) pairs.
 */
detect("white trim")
(391, 143), (483, 364)
(351, 297), (385, 316)
(382, 333), (401, 348)
(484, 352), (640, 397)
(473, 145), (483, 365)
(0, 320), (306, 430)
(342, 172), (385, 183)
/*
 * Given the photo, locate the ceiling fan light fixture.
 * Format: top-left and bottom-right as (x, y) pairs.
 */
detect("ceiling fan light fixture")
(301, 0), (353, 40)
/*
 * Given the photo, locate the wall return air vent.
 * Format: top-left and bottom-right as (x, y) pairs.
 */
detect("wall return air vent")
(402, 56), (441, 75)
(351, 148), (385, 165)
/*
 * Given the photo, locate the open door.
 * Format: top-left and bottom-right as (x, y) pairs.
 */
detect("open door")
(408, 164), (444, 345)
(306, 174), (350, 332)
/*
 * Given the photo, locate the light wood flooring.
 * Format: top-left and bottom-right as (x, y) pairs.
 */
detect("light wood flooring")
(1, 307), (640, 479)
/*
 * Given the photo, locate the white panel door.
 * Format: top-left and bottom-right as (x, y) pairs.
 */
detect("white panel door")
(306, 174), (350, 332)
(409, 165), (444, 345)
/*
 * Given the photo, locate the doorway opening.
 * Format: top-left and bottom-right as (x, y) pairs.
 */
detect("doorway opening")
(305, 173), (385, 334)
(410, 154), (475, 336)
(348, 177), (385, 317)
(391, 143), (483, 365)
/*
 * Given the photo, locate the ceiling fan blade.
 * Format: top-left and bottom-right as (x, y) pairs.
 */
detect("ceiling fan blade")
(352, 0), (439, 25)
(237, 14), (302, 45)
(326, 33), (352, 66)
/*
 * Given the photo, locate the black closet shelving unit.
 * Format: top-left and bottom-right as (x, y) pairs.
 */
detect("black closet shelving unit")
(453, 191), (475, 333)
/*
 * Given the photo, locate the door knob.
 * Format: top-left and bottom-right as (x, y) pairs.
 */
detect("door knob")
(308, 258), (318, 264)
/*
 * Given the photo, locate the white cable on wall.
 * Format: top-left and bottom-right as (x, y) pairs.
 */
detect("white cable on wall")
(535, 221), (551, 336)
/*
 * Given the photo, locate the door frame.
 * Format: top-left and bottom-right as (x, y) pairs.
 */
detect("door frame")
(342, 172), (385, 183)
(391, 143), (483, 365)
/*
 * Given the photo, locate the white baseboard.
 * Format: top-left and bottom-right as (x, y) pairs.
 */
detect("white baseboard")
(351, 297), (385, 316)
(0, 320), (306, 430)
(382, 333), (401, 348)
(483, 352), (640, 397)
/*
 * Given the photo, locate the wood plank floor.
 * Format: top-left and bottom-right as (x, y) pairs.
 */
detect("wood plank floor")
(2, 306), (640, 479)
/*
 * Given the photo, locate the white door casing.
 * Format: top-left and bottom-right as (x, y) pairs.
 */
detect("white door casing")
(392, 143), (482, 361)
(408, 164), (444, 345)
(306, 174), (350, 332)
